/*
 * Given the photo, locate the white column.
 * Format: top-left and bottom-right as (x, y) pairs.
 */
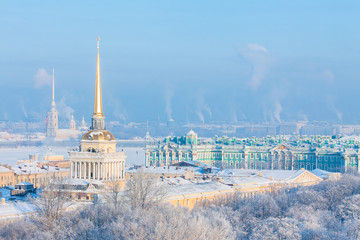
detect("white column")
(71, 162), (74, 178)
(122, 162), (123, 179)
(74, 162), (76, 178)
(94, 162), (96, 180)
(117, 162), (119, 179)
(94, 162), (96, 179)
(105, 163), (108, 180)
(97, 163), (99, 180)
(90, 162), (93, 179)
(120, 162), (122, 179)
(106, 162), (111, 180)
(110, 162), (113, 180)
(120, 162), (123, 179)
(99, 163), (101, 180)
(100, 163), (103, 180)
(115, 162), (118, 180)
(110, 162), (112, 180)
(111, 162), (113, 180)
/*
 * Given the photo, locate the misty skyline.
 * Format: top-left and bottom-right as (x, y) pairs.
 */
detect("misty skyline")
(1, 1), (360, 124)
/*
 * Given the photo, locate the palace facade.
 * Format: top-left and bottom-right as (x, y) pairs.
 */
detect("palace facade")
(145, 131), (360, 173)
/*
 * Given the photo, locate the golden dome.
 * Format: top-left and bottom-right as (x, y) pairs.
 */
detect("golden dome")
(81, 130), (115, 141)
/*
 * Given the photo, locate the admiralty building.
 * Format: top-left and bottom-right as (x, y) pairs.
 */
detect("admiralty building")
(145, 130), (360, 173)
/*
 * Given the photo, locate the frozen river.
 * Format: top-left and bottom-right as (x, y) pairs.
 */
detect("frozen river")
(0, 146), (145, 167)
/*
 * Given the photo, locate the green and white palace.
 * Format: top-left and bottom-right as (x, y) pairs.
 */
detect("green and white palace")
(145, 131), (360, 173)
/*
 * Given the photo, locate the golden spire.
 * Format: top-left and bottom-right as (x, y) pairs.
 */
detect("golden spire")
(51, 68), (55, 107)
(93, 36), (104, 117)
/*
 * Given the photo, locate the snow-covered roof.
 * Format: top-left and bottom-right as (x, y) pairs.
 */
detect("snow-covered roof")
(16, 182), (33, 186)
(311, 169), (341, 179)
(170, 161), (218, 172)
(12, 161), (67, 175)
(217, 169), (315, 186)
(187, 130), (197, 136)
(164, 179), (233, 198)
(0, 166), (12, 173)
(0, 201), (37, 219)
(127, 166), (203, 175)
(64, 178), (104, 186)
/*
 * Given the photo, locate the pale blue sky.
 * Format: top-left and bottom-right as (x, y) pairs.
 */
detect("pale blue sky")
(1, 1), (360, 124)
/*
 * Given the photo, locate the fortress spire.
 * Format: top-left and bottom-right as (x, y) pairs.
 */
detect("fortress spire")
(47, 68), (58, 138)
(52, 68), (55, 107)
(91, 37), (105, 130)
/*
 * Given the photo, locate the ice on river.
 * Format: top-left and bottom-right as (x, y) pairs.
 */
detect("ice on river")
(0, 146), (145, 166)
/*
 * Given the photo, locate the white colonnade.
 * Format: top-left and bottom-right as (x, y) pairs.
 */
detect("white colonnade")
(71, 160), (125, 181)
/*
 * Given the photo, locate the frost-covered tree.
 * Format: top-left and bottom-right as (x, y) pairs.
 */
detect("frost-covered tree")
(250, 217), (301, 240)
(2, 174), (360, 240)
(124, 168), (168, 210)
(336, 194), (360, 222)
(29, 176), (71, 227)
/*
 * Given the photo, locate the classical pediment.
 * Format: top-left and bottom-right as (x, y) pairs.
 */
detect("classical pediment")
(272, 144), (290, 151)
(291, 171), (322, 184)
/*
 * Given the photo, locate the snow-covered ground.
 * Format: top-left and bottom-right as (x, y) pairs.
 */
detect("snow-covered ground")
(0, 200), (91, 220)
(0, 146), (145, 167)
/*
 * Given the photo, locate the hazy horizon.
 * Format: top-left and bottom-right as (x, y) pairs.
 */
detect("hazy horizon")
(1, 1), (360, 124)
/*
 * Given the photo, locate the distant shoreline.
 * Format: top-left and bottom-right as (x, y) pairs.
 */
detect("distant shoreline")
(0, 139), (147, 148)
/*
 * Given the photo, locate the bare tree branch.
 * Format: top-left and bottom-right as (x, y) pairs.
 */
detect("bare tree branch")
(125, 168), (168, 210)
